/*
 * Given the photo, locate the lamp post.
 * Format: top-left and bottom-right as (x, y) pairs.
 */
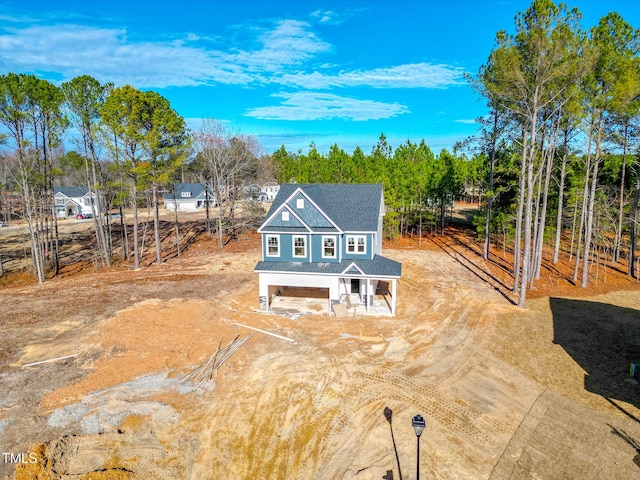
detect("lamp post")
(412, 414), (426, 480)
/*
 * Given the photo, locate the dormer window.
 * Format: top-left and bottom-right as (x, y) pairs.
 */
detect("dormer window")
(181, 191), (191, 198)
(282, 211), (289, 221)
(296, 198), (304, 209)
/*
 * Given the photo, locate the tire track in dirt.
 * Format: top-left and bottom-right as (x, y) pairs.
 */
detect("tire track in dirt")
(9, 243), (633, 479)
(186, 249), (525, 479)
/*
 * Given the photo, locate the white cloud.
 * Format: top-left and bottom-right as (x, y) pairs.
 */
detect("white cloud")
(0, 25), (252, 88)
(455, 119), (477, 124)
(0, 15), (463, 95)
(244, 92), (409, 121)
(275, 63), (465, 89)
(310, 10), (340, 25)
(309, 8), (361, 26)
(232, 20), (330, 72)
(0, 20), (330, 88)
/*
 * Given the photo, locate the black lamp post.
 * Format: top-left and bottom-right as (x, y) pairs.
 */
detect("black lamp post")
(412, 414), (426, 480)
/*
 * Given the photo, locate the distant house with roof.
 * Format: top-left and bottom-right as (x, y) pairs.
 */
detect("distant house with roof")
(54, 187), (99, 218)
(254, 183), (402, 316)
(262, 182), (280, 202)
(242, 183), (265, 202)
(163, 183), (216, 212)
(241, 182), (280, 202)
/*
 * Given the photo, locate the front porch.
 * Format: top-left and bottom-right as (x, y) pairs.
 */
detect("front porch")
(257, 272), (398, 317)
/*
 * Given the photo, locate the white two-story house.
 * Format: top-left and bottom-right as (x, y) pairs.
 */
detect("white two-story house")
(54, 187), (99, 218)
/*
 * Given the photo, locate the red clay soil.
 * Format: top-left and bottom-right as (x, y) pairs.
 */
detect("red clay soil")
(3, 224), (635, 302)
(385, 226), (638, 302)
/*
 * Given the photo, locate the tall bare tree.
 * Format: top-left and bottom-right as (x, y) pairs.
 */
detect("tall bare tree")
(477, 0), (590, 305)
(0, 73), (67, 282)
(193, 119), (260, 248)
(62, 75), (113, 267)
(578, 13), (638, 287)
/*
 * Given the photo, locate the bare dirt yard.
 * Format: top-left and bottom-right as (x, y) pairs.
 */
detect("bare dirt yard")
(1, 212), (640, 479)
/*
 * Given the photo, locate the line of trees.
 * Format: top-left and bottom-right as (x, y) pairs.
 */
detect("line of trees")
(0, 74), (268, 282)
(272, 135), (483, 240)
(472, 0), (639, 305)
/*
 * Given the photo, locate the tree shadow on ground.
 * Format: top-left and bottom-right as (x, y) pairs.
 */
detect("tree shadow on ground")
(429, 234), (516, 305)
(550, 297), (640, 418)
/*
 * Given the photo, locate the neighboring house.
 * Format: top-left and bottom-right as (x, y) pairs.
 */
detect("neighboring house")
(242, 183), (265, 202)
(54, 187), (99, 218)
(262, 182), (280, 202)
(242, 182), (280, 202)
(163, 183), (215, 212)
(254, 183), (402, 315)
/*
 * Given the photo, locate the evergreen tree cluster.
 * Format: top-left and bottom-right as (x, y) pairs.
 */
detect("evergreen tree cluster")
(272, 135), (484, 239)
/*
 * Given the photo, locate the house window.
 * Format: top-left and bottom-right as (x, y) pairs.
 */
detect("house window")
(347, 235), (366, 254)
(266, 235), (279, 257)
(55, 198), (63, 206)
(322, 236), (336, 258)
(293, 236), (306, 258)
(181, 191), (191, 198)
(282, 211), (290, 221)
(296, 198), (304, 209)
(84, 198), (91, 206)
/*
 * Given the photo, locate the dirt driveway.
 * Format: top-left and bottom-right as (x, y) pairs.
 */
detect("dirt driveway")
(1, 234), (639, 479)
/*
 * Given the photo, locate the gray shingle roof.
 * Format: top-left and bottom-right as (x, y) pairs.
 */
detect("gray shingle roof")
(163, 183), (213, 200)
(263, 184), (382, 232)
(54, 186), (90, 198)
(254, 254), (401, 278)
(262, 226), (310, 233)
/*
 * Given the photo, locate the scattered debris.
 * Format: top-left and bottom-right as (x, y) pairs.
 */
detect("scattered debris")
(22, 354), (78, 368)
(182, 335), (252, 390)
(333, 304), (352, 318)
(232, 322), (296, 343)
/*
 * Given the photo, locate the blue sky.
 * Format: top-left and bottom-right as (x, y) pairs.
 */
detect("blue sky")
(1, 1), (638, 155)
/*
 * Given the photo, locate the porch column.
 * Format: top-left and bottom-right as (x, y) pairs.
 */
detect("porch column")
(366, 278), (371, 313)
(391, 279), (397, 315)
(258, 274), (269, 311)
